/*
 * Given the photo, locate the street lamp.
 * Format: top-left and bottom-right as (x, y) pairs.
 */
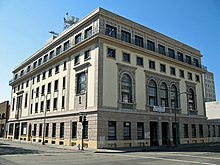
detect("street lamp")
(174, 91), (188, 147)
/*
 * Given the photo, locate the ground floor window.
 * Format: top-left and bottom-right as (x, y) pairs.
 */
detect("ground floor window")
(123, 122), (131, 140)
(191, 124), (196, 138)
(72, 122), (77, 138)
(83, 121), (88, 139)
(21, 123), (27, 136)
(52, 123), (56, 138)
(212, 125), (216, 137)
(33, 124), (37, 136)
(199, 124), (203, 138)
(108, 121), (116, 140)
(39, 124), (42, 137)
(45, 123), (49, 137)
(137, 122), (144, 140)
(60, 122), (64, 138)
(183, 124), (188, 138)
(9, 123), (14, 135)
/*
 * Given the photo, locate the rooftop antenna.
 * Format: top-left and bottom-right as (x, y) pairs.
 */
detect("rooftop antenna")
(49, 31), (59, 36)
(64, 12), (79, 30)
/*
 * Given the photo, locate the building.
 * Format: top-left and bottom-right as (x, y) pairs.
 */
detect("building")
(202, 68), (216, 102)
(0, 101), (10, 138)
(8, 8), (209, 149)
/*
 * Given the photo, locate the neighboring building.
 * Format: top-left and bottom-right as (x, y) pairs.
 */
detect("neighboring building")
(0, 101), (10, 138)
(202, 68), (216, 102)
(206, 101), (220, 142)
(8, 8), (208, 149)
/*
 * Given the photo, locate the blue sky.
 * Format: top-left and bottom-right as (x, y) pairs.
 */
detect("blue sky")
(0, 0), (219, 103)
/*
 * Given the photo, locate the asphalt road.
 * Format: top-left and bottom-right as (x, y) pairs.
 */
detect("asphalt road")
(0, 140), (220, 165)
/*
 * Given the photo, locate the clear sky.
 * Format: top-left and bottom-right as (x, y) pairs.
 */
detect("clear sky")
(0, 0), (219, 103)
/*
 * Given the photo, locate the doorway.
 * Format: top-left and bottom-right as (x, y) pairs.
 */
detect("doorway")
(150, 121), (158, 146)
(162, 122), (169, 145)
(14, 123), (20, 139)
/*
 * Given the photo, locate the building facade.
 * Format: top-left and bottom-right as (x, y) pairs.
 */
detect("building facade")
(8, 8), (209, 149)
(0, 101), (10, 138)
(202, 68), (216, 102)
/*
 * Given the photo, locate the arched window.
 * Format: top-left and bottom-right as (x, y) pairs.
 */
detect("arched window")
(121, 74), (132, 103)
(188, 88), (195, 110)
(148, 80), (157, 106)
(170, 85), (178, 108)
(160, 82), (168, 107)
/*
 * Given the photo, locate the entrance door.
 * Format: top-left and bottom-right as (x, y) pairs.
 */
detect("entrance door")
(162, 122), (169, 145)
(14, 123), (20, 139)
(150, 121), (158, 146)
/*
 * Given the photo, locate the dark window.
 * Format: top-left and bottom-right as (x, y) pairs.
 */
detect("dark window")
(42, 71), (46, 79)
(160, 82), (168, 107)
(135, 35), (143, 47)
(208, 125), (211, 137)
(136, 56), (143, 66)
(199, 124), (203, 138)
(46, 99), (50, 110)
(108, 121), (116, 140)
(49, 50), (54, 59)
(76, 72), (86, 94)
(62, 77), (66, 89)
(137, 122), (144, 140)
(188, 88), (195, 110)
(72, 122), (77, 138)
(149, 60), (155, 69)
(183, 124), (188, 138)
(168, 48), (175, 59)
(179, 69), (184, 78)
(20, 70), (24, 76)
(122, 52), (130, 63)
(36, 87), (39, 96)
(218, 126), (220, 137)
(48, 68), (52, 77)
(188, 72), (192, 80)
(85, 26), (92, 39)
(41, 85), (45, 95)
(52, 123), (56, 138)
(47, 82), (51, 93)
(121, 30), (131, 43)
(107, 48), (116, 58)
(25, 93), (28, 108)
(123, 122), (131, 140)
(21, 122), (27, 135)
(38, 58), (42, 66)
(45, 123), (49, 137)
(63, 61), (67, 70)
(35, 102), (38, 113)
(74, 55), (80, 65)
(186, 55), (192, 65)
(106, 24), (117, 38)
(170, 67), (176, 76)
(177, 52), (183, 62)
(62, 96), (65, 108)
(193, 58), (199, 67)
(170, 85), (178, 108)
(33, 124), (37, 136)
(148, 80), (157, 106)
(27, 65), (31, 72)
(32, 77), (35, 84)
(60, 122), (64, 138)
(158, 44), (165, 55)
(160, 64), (166, 72)
(63, 40), (70, 51)
(9, 124), (14, 135)
(40, 101), (44, 112)
(39, 124), (42, 137)
(121, 74), (132, 103)
(54, 80), (58, 91)
(147, 40), (155, 52)
(75, 33), (82, 44)
(84, 50), (90, 60)
(83, 121), (88, 139)
(55, 65), (59, 74)
(37, 74), (40, 82)
(195, 75), (200, 82)
(43, 54), (48, 62)
(12, 98), (15, 110)
(53, 98), (58, 110)
(33, 61), (37, 69)
(212, 125), (216, 137)
(30, 104), (32, 114)
(192, 124), (196, 138)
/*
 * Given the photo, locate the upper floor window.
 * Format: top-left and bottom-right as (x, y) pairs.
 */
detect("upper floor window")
(74, 55), (80, 65)
(170, 67), (176, 76)
(148, 80), (157, 106)
(106, 24), (117, 38)
(134, 35), (143, 47)
(185, 55), (192, 65)
(149, 60), (155, 69)
(158, 44), (165, 55)
(188, 72), (192, 80)
(179, 69), (184, 78)
(177, 52), (184, 62)
(160, 82), (168, 107)
(107, 48), (116, 58)
(49, 50), (54, 59)
(85, 26), (92, 39)
(20, 70), (24, 77)
(121, 74), (132, 103)
(122, 52), (130, 63)
(38, 58), (42, 66)
(84, 50), (90, 60)
(64, 40), (70, 51)
(55, 64), (59, 74)
(136, 56), (143, 66)
(170, 85), (178, 108)
(121, 30), (131, 43)
(188, 88), (195, 110)
(193, 58), (199, 67)
(54, 80), (59, 91)
(195, 75), (200, 82)
(56, 46), (61, 55)
(147, 40), (155, 52)
(160, 64), (166, 73)
(168, 48), (175, 59)
(27, 65), (31, 72)
(33, 61), (37, 69)
(43, 54), (48, 62)
(76, 72), (86, 94)
(75, 33), (82, 44)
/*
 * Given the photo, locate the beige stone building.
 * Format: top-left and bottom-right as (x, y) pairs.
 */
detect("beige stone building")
(0, 101), (10, 138)
(8, 8), (213, 149)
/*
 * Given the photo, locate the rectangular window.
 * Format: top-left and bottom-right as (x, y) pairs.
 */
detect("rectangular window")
(30, 104), (32, 114)
(121, 30), (131, 43)
(43, 54), (48, 62)
(35, 102), (38, 113)
(12, 98), (15, 111)
(41, 85), (45, 95)
(170, 67), (176, 76)
(33, 61), (37, 69)
(177, 52), (184, 62)
(25, 93), (28, 108)
(72, 122), (77, 138)
(45, 123), (49, 137)
(193, 58), (199, 67)
(186, 55), (192, 65)
(199, 124), (203, 138)
(83, 121), (88, 139)
(9, 124), (14, 135)
(149, 60), (155, 69)
(75, 33), (82, 44)
(54, 80), (59, 91)
(108, 121), (116, 140)
(218, 126), (220, 137)
(188, 72), (192, 80)
(53, 98), (58, 110)
(212, 125), (216, 137)
(106, 24), (117, 38)
(192, 124), (196, 138)
(160, 64), (166, 73)
(208, 125), (211, 137)
(158, 44), (165, 55)
(62, 77), (66, 89)
(42, 71), (46, 79)
(123, 122), (131, 140)
(55, 65), (59, 74)
(40, 101), (44, 112)
(46, 99), (50, 111)
(122, 52), (130, 63)
(74, 55), (80, 65)
(33, 124), (37, 136)
(63, 40), (70, 51)
(21, 122), (27, 135)
(84, 50), (90, 60)
(56, 46), (61, 55)
(36, 87), (39, 98)
(39, 123), (42, 137)
(27, 65), (31, 72)
(85, 26), (92, 39)
(48, 68), (52, 77)
(61, 96), (65, 108)
(32, 77), (35, 84)
(52, 123), (56, 138)
(47, 82), (51, 93)
(168, 48), (175, 59)
(179, 69), (184, 78)
(20, 70), (24, 76)
(136, 56), (143, 66)
(135, 35), (143, 47)
(63, 61), (67, 70)
(60, 122), (64, 138)
(195, 75), (200, 82)
(76, 72), (86, 94)
(26, 80), (29, 88)
(107, 48), (116, 58)
(183, 124), (188, 138)
(137, 122), (144, 140)
(49, 50), (54, 59)
(147, 40), (155, 52)
(38, 58), (42, 66)
(37, 74), (40, 82)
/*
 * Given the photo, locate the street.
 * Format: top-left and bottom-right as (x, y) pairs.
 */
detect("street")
(0, 140), (220, 165)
